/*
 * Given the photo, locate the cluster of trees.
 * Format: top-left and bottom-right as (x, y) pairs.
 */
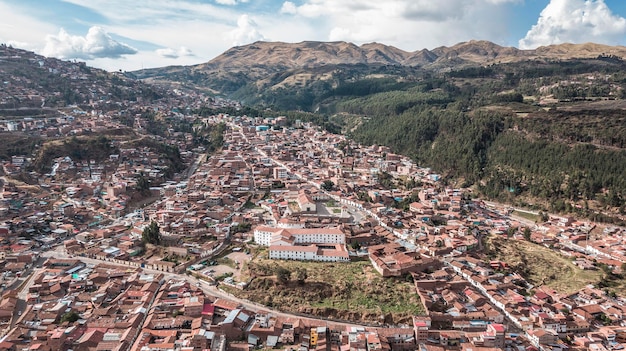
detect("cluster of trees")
(231, 222), (252, 234)
(484, 133), (626, 203)
(330, 77), (414, 97)
(339, 61), (626, 211)
(141, 110), (168, 137)
(0, 133), (40, 162)
(510, 59), (626, 79)
(32, 135), (118, 173)
(377, 171), (396, 190)
(246, 261), (308, 285)
(352, 106), (505, 184)
(196, 105), (260, 118)
(353, 101), (626, 210)
(336, 88), (452, 116)
(126, 138), (185, 178)
(321, 180), (335, 191)
(192, 122), (226, 152)
(515, 110), (626, 148)
(60, 311), (80, 323)
(276, 267), (308, 285)
(549, 84), (614, 100)
(142, 220), (162, 245)
(135, 172), (151, 194)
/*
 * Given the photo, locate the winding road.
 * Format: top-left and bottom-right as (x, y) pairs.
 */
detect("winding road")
(37, 246), (369, 328)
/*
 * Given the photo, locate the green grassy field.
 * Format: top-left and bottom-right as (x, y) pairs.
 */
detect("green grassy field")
(511, 210), (539, 222)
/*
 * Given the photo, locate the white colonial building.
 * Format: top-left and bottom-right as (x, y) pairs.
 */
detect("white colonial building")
(254, 225), (348, 262)
(253, 226), (345, 247)
(268, 244), (349, 262)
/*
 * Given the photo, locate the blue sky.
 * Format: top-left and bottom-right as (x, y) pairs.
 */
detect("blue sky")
(1, 0), (626, 71)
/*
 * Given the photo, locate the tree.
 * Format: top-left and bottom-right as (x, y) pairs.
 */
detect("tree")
(276, 267), (291, 284)
(60, 311), (80, 323)
(321, 180), (335, 191)
(378, 171), (395, 189)
(135, 172), (151, 193)
(523, 227), (532, 241)
(142, 221), (162, 245)
(232, 222), (252, 234)
(294, 267), (308, 285)
(507, 226), (517, 238)
(596, 312), (612, 326)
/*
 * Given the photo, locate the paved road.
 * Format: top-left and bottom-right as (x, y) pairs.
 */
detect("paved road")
(185, 153), (207, 179)
(0, 264), (43, 338)
(9, 269), (39, 329)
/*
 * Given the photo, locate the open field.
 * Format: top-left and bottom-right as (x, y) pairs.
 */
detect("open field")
(228, 252), (424, 325)
(485, 236), (609, 294)
(204, 248), (252, 280)
(511, 210), (539, 223)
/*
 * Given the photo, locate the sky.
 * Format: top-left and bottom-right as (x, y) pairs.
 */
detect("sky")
(1, 0), (626, 72)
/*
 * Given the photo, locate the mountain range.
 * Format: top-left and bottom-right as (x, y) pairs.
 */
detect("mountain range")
(203, 40), (626, 69)
(132, 40), (626, 99)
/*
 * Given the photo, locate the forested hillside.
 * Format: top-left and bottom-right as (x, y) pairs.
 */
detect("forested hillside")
(342, 58), (626, 218)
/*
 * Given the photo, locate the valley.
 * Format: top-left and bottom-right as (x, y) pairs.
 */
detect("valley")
(1, 39), (626, 351)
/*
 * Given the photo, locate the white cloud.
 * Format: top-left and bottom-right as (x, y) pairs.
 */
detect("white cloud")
(215, 0), (249, 5)
(285, 0), (473, 20)
(280, 1), (297, 15)
(50, 0), (246, 68)
(401, 1), (469, 21)
(0, 2), (57, 48)
(328, 27), (352, 42)
(156, 46), (195, 59)
(229, 14), (266, 46)
(42, 26), (137, 60)
(486, 0), (522, 4)
(281, 0), (518, 49)
(519, 0), (626, 49)
(60, 0), (234, 23)
(5, 41), (39, 52)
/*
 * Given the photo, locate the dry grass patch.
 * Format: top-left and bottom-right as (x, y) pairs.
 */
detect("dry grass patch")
(231, 255), (424, 325)
(485, 236), (603, 294)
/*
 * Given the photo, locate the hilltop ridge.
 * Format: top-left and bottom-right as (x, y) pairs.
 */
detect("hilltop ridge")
(138, 39), (626, 74)
(133, 39), (626, 97)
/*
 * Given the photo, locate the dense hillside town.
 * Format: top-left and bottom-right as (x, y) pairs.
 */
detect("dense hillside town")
(2, 108), (626, 351)
(1, 45), (626, 351)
